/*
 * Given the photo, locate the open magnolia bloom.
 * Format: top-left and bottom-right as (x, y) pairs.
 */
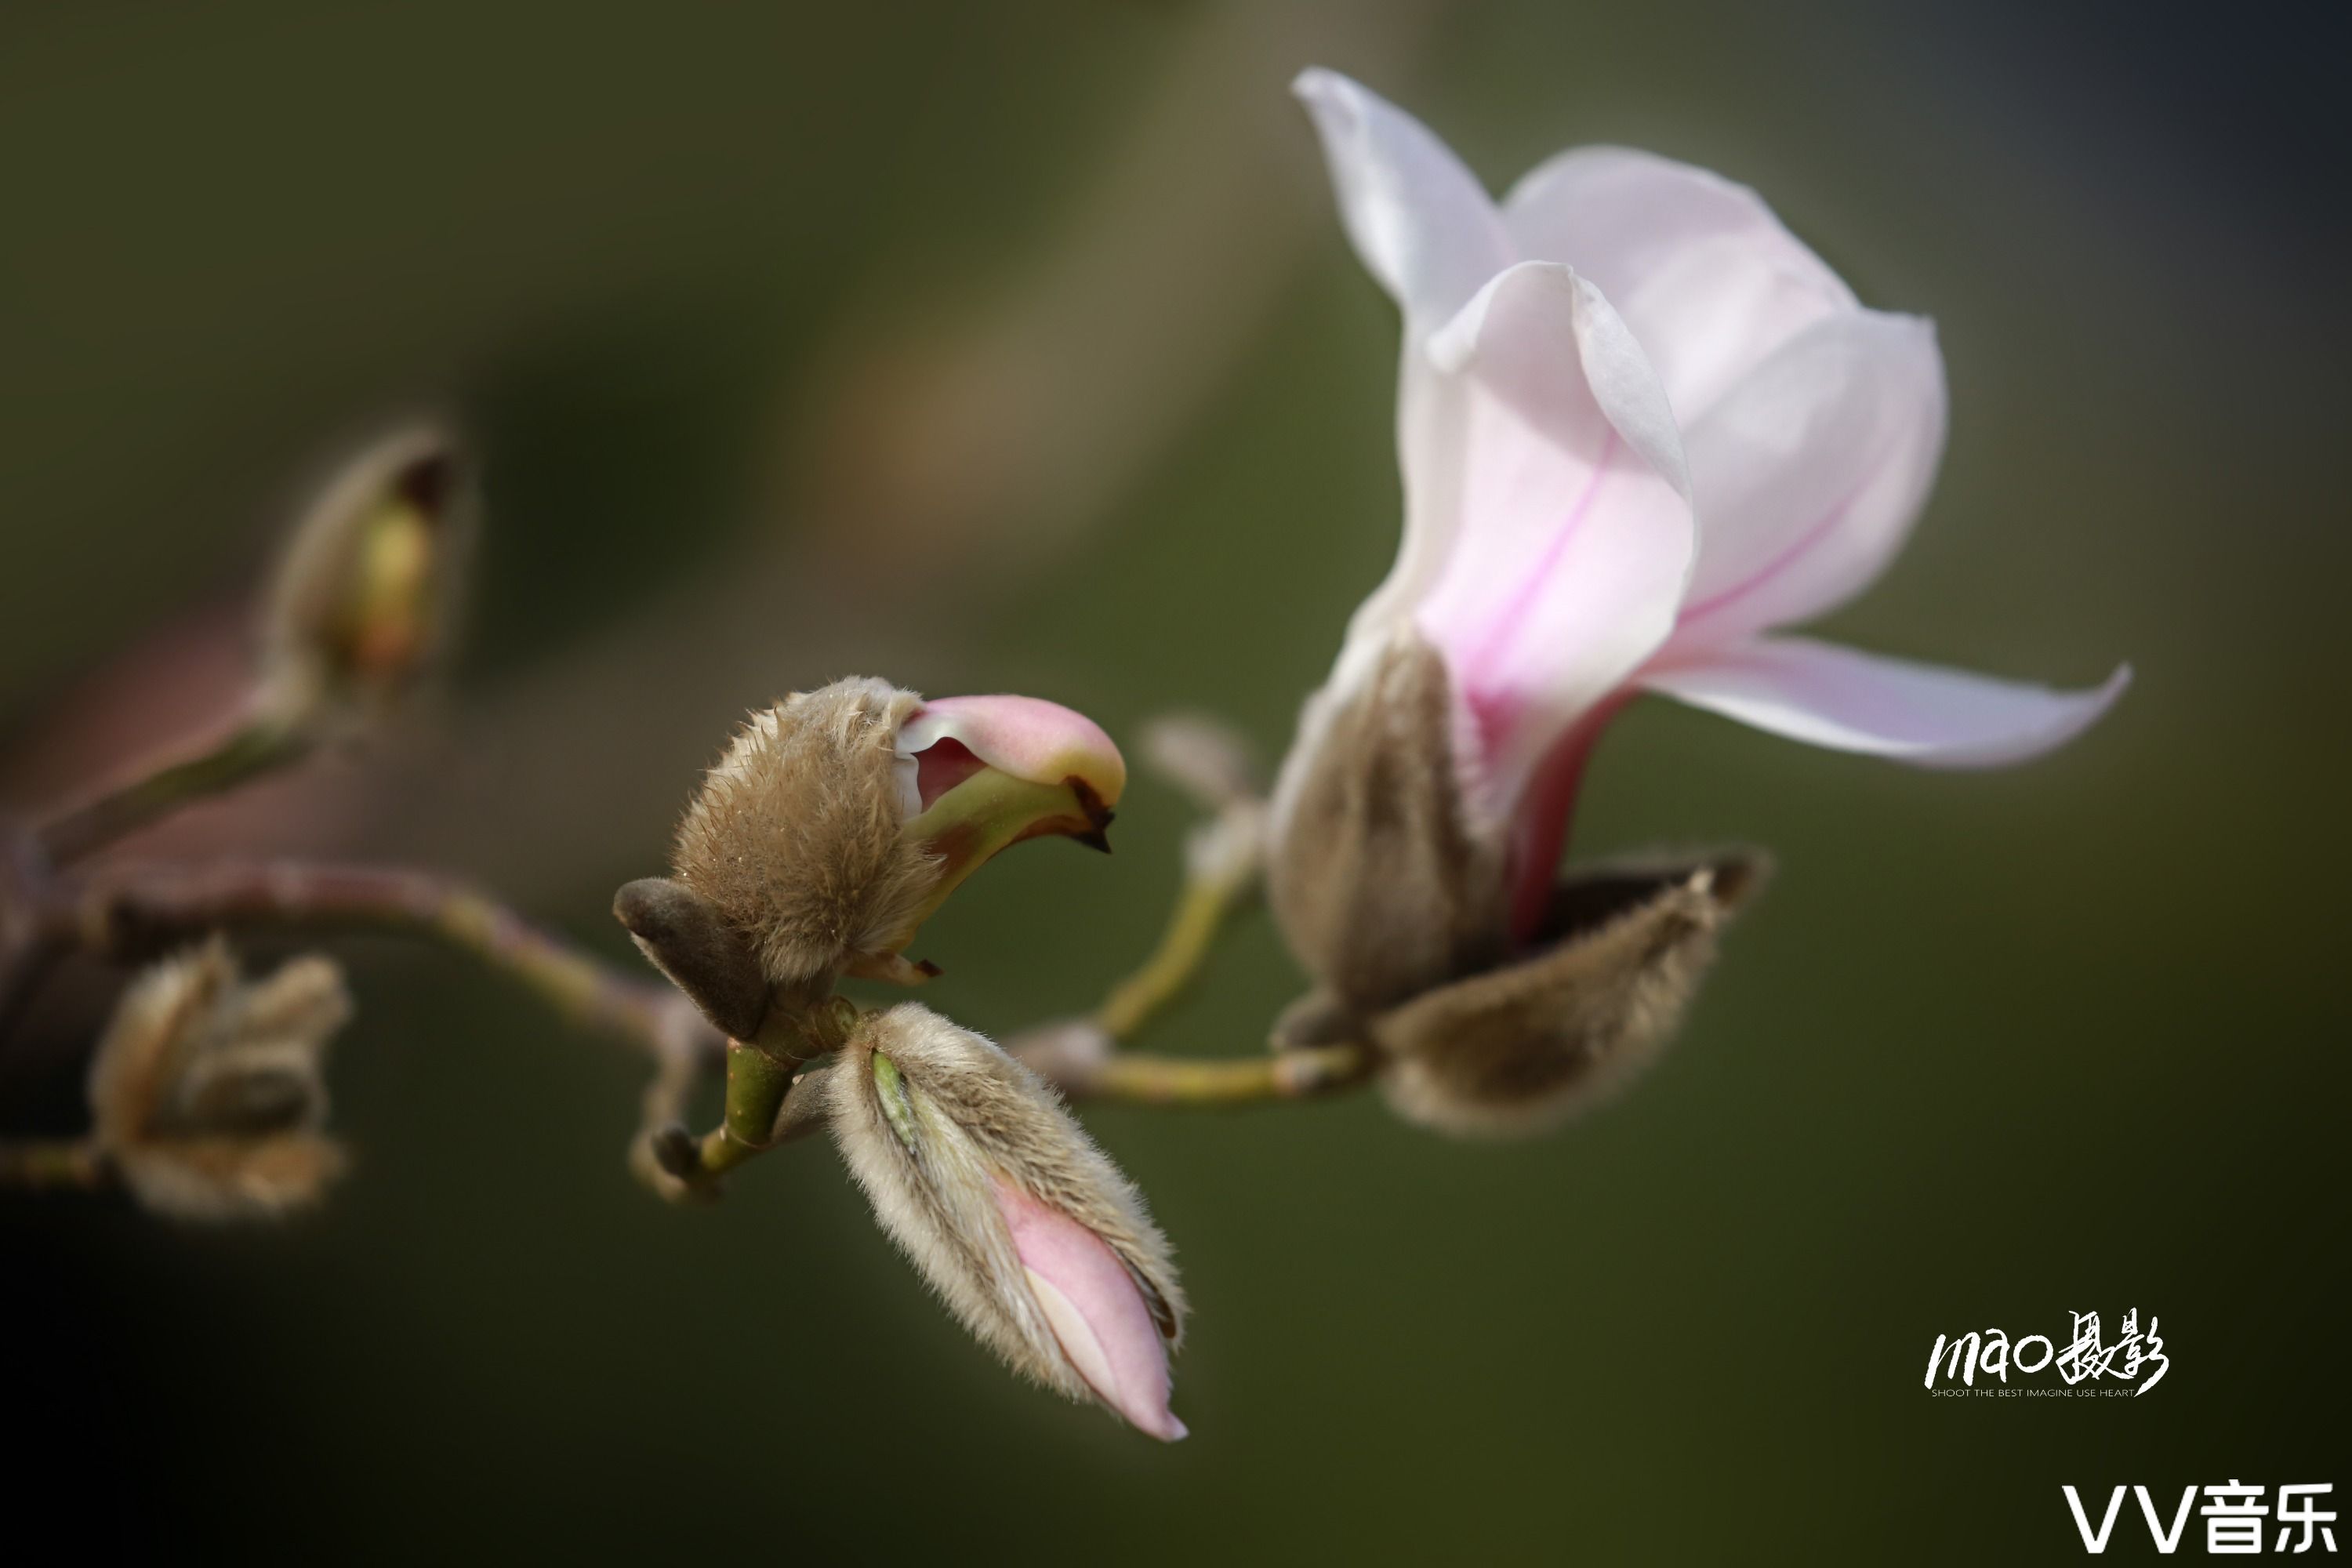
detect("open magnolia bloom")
(824, 1005), (1187, 1440)
(1269, 71), (2128, 1131)
(629, 679), (1125, 1036)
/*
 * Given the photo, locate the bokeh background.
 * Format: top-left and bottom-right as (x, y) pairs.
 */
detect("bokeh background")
(4, 1), (2345, 1560)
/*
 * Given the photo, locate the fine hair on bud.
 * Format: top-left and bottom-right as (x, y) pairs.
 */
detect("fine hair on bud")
(86, 938), (353, 1220)
(823, 1004), (1188, 1438)
(1268, 631), (1508, 1014)
(670, 679), (941, 990)
(1372, 853), (1768, 1138)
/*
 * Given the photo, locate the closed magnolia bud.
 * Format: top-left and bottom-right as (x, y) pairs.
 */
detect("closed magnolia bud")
(262, 424), (471, 716)
(86, 938), (352, 1221)
(823, 1004), (1187, 1439)
(1268, 631), (1508, 1014)
(669, 680), (1124, 990)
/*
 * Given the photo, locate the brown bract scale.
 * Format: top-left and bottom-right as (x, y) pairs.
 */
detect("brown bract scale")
(1370, 855), (1766, 1136)
(87, 938), (351, 1220)
(1267, 633), (1508, 1014)
(823, 1004), (1185, 1407)
(671, 679), (938, 991)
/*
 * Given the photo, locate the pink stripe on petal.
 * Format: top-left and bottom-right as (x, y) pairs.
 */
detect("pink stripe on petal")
(1457, 430), (1618, 691)
(1675, 483), (1860, 633)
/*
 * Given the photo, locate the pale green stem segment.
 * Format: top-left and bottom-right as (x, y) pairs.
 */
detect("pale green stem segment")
(662, 997), (858, 1193)
(1025, 793), (1381, 1109)
(33, 704), (316, 868)
(1063, 1042), (1370, 1105)
(1097, 868), (1254, 1042)
(0, 1138), (107, 1192)
(1093, 806), (1265, 1044)
(691, 1043), (799, 1178)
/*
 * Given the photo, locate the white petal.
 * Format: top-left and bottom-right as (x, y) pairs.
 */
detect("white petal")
(1412, 262), (1696, 815)
(1663, 311), (1947, 653)
(1503, 147), (1855, 420)
(1293, 68), (1512, 333)
(1645, 637), (2130, 768)
(1327, 344), (1471, 688)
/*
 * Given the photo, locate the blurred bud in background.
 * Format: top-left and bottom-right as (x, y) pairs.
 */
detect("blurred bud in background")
(261, 423), (474, 724)
(824, 1004), (1187, 1440)
(85, 938), (352, 1221)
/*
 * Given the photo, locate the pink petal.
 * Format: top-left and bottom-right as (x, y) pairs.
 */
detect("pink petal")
(1663, 311), (1947, 654)
(1291, 68), (1512, 334)
(1502, 146), (1855, 420)
(1411, 262), (1694, 818)
(900, 695), (1127, 804)
(1644, 637), (2131, 768)
(994, 1181), (1185, 1442)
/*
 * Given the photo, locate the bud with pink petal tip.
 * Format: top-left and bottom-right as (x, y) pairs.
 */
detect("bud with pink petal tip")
(822, 1004), (1187, 1439)
(654, 678), (1124, 1003)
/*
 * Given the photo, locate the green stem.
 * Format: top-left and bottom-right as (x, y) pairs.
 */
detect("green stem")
(659, 1006), (850, 1193)
(1093, 808), (1261, 1042)
(34, 706), (314, 867)
(1055, 1042), (1371, 1105)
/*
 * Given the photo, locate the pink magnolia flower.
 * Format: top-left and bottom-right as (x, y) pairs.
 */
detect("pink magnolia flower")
(1285, 70), (2129, 938)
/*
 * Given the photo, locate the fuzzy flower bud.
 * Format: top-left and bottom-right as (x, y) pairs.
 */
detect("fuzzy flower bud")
(1367, 854), (1765, 1134)
(666, 679), (1123, 993)
(262, 423), (472, 717)
(823, 1004), (1187, 1439)
(85, 938), (352, 1220)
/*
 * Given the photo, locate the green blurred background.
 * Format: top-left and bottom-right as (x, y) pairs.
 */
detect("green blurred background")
(3, 1), (2345, 1560)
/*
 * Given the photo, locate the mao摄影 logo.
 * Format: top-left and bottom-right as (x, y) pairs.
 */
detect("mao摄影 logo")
(1926, 1309), (2167, 1397)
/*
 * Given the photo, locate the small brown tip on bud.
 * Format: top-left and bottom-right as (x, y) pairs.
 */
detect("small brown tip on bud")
(614, 877), (771, 1041)
(86, 939), (354, 1220)
(842, 950), (942, 986)
(649, 1123), (702, 1181)
(1072, 826), (1113, 855)
(1369, 851), (1768, 1137)
(261, 423), (474, 718)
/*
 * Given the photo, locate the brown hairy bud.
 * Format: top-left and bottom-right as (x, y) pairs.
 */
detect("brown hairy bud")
(824, 1004), (1189, 1439)
(612, 877), (771, 1040)
(1267, 633), (1507, 1013)
(661, 681), (1127, 996)
(86, 938), (352, 1220)
(670, 680), (938, 990)
(1368, 853), (1767, 1137)
(262, 423), (473, 716)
